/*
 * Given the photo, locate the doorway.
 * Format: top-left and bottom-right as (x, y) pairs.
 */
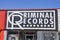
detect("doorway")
(25, 31), (36, 40)
(7, 30), (37, 40)
(25, 34), (34, 40)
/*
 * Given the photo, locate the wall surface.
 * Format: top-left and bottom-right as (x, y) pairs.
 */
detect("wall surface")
(58, 9), (60, 31)
(0, 11), (6, 40)
(4, 31), (7, 40)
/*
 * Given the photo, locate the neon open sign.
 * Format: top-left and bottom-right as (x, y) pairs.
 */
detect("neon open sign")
(6, 9), (58, 30)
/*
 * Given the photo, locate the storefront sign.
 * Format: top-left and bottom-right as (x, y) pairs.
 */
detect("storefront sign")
(6, 9), (58, 30)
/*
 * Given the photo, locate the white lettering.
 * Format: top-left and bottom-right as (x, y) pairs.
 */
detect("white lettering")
(50, 19), (54, 24)
(40, 12), (44, 18)
(24, 12), (27, 18)
(39, 19), (43, 24)
(23, 19), (26, 24)
(33, 19), (37, 24)
(28, 18), (31, 24)
(50, 12), (53, 18)
(45, 12), (49, 18)
(44, 19), (48, 24)
(37, 13), (39, 18)
(31, 12), (36, 18)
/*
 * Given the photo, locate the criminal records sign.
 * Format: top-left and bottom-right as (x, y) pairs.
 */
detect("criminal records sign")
(6, 9), (58, 30)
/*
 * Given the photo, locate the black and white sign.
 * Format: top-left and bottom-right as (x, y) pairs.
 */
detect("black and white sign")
(6, 9), (58, 30)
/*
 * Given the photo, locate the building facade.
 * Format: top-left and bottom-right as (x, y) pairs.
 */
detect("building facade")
(0, 9), (60, 40)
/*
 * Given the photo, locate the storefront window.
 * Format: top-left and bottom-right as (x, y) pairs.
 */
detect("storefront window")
(44, 32), (51, 40)
(37, 31), (58, 40)
(43, 31), (57, 40)
(7, 31), (36, 40)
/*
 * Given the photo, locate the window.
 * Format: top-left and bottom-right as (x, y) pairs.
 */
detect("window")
(43, 31), (57, 40)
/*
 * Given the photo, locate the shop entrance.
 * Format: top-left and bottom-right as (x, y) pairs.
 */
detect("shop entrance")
(7, 30), (36, 40)
(25, 31), (36, 40)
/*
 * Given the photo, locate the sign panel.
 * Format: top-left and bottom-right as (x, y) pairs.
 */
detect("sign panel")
(6, 9), (58, 30)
